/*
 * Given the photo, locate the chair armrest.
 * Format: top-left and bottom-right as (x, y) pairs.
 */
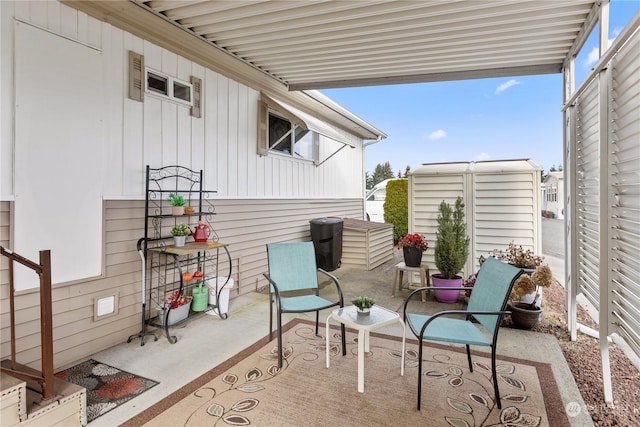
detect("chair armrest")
(317, 268), (344, 304)
(414, 309), (511, 336)
(403, 286), (473, 312)
(263, 273), (283, 300)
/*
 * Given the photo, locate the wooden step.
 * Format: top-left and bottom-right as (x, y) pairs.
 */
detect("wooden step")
(1, 372), (86, 427)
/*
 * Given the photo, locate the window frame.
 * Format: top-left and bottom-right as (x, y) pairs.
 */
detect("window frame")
(144, 67), (193, 106)
(266, 108), (316, 162)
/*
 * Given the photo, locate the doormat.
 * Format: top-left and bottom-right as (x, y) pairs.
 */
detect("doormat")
(55, 358), (159, 423)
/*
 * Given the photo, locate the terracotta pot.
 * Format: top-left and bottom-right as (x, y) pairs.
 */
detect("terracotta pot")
(403, 247), (423, 267)
(508, 302), (542, 329)
(431, 274), (462, 303)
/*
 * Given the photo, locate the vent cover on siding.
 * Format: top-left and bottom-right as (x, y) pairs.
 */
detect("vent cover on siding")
(190, 76), (202, 118)
(128, 51), (144, 102)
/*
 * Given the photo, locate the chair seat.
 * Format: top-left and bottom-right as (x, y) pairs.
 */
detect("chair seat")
(406, 313), (491, 347)
(280, 295), (336, 313)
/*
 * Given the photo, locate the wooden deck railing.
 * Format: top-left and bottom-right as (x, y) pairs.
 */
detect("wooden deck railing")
(0, 246), (55, 400)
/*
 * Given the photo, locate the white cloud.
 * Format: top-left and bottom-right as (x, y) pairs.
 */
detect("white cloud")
(611, 27), (622, 39)
(476, 152), (491, 161)
(585, 46), (600, 67)
(495, 79), (520, 94)
(427, 129), (447, 140)
(585, 36), (616, 67)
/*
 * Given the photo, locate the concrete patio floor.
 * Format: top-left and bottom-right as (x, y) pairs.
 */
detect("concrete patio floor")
(86, 247), (593, 427)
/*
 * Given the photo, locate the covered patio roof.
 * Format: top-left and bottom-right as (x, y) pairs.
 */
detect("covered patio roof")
(69, 0), (600, 90)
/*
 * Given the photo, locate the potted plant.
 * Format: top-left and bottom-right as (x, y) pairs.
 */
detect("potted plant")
(158, 290), (192, 326)
(171, 223), (190, 247)
(491, 243), (554, 329)
(398, 233), (428, 267)
(432, 197), (470, 303)
(351, 296), (375, 316)
(168, 193), (185, 215)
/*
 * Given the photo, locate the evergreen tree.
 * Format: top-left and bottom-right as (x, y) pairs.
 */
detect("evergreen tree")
(404, 165), (411, 177)
(365, 172), (373, 189)
(371, 162), (395, 187)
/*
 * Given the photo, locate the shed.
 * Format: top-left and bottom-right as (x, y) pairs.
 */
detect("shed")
(341, 218), (394, 270)
(409, 159), (541, 279)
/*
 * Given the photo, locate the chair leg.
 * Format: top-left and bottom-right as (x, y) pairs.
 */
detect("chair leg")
(417, 339), (424, 410)
(269, 295), (274, 341)
(466, 344), (473, 372)
(315, 311), (320, 336)
(277, 310), (283, 368)
(491, 346), (502, 409)
(341, 323), (346, 356)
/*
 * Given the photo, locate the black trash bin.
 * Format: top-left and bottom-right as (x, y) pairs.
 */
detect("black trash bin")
(309, 217), (343, 271)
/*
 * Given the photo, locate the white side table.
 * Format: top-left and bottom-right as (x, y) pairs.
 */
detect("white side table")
(326, 305), (405, 393)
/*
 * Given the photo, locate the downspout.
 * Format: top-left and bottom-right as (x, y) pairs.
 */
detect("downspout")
(362, 135), (384, 218)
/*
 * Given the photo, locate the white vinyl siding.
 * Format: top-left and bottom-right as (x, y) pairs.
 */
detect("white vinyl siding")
(608, 31), (640, 357)
(566, 21), (640, 364)
(575, 79), (601, 311)
(409, 160), (540, 280)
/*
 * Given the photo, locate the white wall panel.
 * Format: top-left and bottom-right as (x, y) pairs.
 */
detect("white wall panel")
(609, 31), (640, 357)
(575, 80), (601, 311)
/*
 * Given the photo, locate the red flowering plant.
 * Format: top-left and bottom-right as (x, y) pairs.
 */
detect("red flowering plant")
(165, 290), (191, 309)
(463, 255), (485, 297)
(398, 233), (429, 251)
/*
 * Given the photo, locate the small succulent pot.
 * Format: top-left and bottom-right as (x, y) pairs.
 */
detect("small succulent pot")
(356, 308), (371, 317)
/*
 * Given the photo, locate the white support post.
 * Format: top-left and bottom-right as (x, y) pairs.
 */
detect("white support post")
(597, 5), (613, 400)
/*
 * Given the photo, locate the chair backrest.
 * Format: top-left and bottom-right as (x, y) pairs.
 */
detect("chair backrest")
(467, 256), (523, 334)
(266, 242), (319, 292)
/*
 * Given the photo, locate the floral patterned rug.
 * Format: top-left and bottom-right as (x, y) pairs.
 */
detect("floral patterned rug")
(54, 359), (158, 423)
(122, 319), (569, 427)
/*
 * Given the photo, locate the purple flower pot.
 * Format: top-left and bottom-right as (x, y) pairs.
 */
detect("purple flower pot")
(432, 274), (462, 303)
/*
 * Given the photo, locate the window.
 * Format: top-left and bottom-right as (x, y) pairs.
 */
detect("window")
(268, 110), (314, 160)
(547, 186), (557, 202)
(145, 67), (192, 106)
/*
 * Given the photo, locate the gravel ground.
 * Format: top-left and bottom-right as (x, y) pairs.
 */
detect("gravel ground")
(502, 280), (640, 425)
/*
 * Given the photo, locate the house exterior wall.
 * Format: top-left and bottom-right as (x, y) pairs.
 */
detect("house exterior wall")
(542, 172), (564, 219)
(0, 2), (371, 370)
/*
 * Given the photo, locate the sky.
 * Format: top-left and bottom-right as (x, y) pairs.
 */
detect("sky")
(320, 0), (639, 177)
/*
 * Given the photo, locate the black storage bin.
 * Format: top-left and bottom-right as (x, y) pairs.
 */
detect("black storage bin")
(309, 217), (344, 271)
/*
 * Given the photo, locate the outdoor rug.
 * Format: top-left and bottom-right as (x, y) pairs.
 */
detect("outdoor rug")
(54, 358), (159, 423)
(122, 318), (569, 427)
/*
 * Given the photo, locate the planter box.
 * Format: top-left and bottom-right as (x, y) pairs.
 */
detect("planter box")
(157, 301), (191, 326)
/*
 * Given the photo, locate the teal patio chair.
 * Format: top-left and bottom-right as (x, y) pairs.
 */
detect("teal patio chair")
(403, 256), (523, 410)
(264, 242), (346, 368)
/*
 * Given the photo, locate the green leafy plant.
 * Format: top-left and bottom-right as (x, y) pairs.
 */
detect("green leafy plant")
(168, 193), (185, 207)
(383, 179), (408, 242)
(434, 197), (470, 279)
(171, 223), (190, 236)
(351, 296), (375, 311)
